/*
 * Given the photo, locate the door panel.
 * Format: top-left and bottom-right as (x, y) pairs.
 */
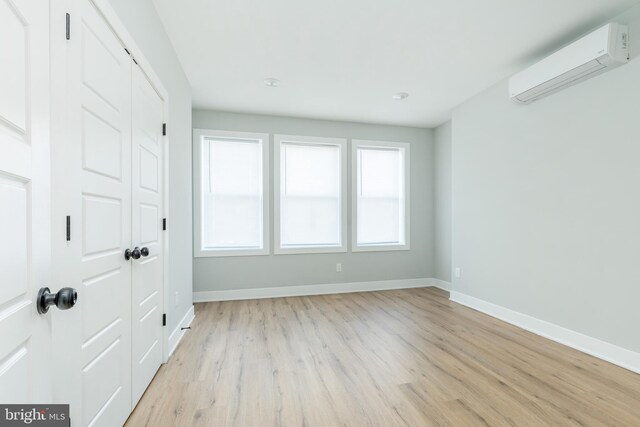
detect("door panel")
(82, 109), (123, 179)
(54, 0), (133, 425)
(131, 63), (164, 407)
(0, 180), (28, 303)
(0, 0), (50, 404)
(82, 195), (123, 255)
(81, 335), (125, 427)
(0, 0), (26, 131)
(139, 146), (159, 192)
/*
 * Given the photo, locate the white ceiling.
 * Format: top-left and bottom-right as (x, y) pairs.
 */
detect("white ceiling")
(152, 0), (639, 128)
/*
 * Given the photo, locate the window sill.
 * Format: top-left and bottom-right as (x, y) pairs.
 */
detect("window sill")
(195, 248), (270, 258)
(274, 245), (347, 255)
(351, 244), (410, 253)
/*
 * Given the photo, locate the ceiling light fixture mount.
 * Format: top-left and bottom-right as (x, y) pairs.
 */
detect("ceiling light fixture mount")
(392, 92), (409, 100)
(263, 77), (280, 87)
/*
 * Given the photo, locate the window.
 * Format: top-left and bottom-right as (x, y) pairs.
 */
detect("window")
(352, 140), (410, 251)
(193, 129), (269, 257)
(274, 135), (347, 254)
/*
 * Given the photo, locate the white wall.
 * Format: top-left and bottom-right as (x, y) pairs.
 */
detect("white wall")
(192, 110), (435, 292)
(107, 0), (193, 332)
(451, 5), (640, 353)
(434, 121), (452, 283)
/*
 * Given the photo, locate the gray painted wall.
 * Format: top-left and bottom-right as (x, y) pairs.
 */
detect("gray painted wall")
(451, 5), (640, 352)
(434, 121), (452, 283)
(193, 110), (435, 292)
(107, 0), (193, 331)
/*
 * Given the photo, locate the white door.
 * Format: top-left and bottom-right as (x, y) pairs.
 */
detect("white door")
(52, 0), (134, 425)
(131, 63), (165, 407)
(0, 0), (52, 403)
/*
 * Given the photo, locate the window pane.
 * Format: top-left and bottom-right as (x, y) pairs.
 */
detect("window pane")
(281, 142), (341, 247)
(357, 147), (405, 246)
(202, 138), (263, 249)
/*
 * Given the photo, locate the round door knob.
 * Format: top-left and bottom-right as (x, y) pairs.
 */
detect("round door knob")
(140, 247), (149, 257)
(37, 287), (78, 314)
(130, 247), (142, 260)
(124, 248), (132, 260)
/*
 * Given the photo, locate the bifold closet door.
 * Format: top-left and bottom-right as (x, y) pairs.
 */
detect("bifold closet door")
(0, 0), (52, 403)
(130, 63), (165, 407)
(54, 0), (134, 425)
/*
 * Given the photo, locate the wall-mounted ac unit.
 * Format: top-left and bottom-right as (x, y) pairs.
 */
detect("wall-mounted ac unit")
(509, 23), (629, 104)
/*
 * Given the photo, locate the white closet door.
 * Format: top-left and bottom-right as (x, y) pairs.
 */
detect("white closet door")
(131, 63), (165, 407)
(0, 0), (51, 403)
(53, 0), (133, 425)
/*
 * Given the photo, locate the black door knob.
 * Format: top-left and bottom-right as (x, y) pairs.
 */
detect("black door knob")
(140, 247), (149, 257)
(37, 287), (78, 314)
(124, 248), (132, 260)
(130, 247), (142, 260)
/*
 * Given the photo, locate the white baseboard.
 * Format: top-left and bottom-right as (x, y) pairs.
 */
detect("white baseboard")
(450, 291), (640, 375)
(167, 305), (195, 358)
(431, 278), (452, 291)
(193, 278), (434, 303)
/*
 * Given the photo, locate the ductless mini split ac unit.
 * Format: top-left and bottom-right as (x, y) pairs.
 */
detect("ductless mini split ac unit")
(509, 23), (629, 104)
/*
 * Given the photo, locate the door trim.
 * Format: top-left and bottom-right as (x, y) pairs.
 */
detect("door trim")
(167, 306), (195, 358)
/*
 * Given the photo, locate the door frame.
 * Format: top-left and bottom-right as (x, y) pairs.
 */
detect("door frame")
(50, 0), (172, 367)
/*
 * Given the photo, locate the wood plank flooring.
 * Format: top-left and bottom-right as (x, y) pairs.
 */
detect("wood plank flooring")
(125, 288), (640, 426)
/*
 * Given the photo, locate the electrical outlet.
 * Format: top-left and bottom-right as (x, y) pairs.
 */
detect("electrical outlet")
(455, 268), (461, 279)
(336, 263), (342, 272)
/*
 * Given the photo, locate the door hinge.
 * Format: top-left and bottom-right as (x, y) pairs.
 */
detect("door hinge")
(65, 13), (71, 40)
(66, 216), (71, 241)
(162, 123), (166, 136)
(162, 313), (166, 326)
(162, 218), (167, 231)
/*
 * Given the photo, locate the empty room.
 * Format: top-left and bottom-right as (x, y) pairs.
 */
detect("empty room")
(2, 0), (640, 426)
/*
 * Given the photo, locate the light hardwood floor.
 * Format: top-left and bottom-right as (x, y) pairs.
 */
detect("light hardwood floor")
(126, 288), (640, 426)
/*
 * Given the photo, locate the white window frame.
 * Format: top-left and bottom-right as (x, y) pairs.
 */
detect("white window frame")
(351, 139), (411, 252)
(193, 128), (270, 257)
(274, 134), (348, 254)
